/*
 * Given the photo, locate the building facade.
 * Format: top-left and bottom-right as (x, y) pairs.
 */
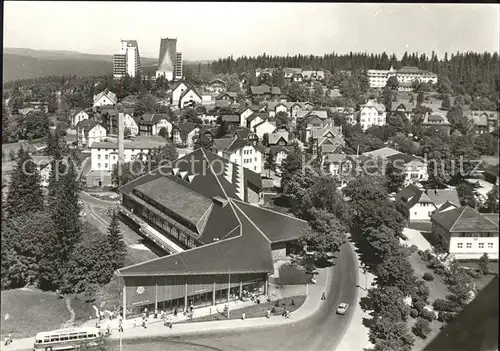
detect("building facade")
(113, 40), (142, 78)
(359, 100), (387, 131)
(175, 52), (183, 81)
(156, 38), (177, 81)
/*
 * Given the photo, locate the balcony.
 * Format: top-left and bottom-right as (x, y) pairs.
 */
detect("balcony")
(118, 204), (185, 254)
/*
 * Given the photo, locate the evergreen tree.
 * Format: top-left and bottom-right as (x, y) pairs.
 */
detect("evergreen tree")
(48, 161), (82, 283)
(478, 253), (489, 275)
(107, 210), (127, 270)
(6, 147), (45, 217)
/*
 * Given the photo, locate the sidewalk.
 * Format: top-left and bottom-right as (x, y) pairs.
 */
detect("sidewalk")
(2, 266), (331, 351)
(334, 241), (375, 351)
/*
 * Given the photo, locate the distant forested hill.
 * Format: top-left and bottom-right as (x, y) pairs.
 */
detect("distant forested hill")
(2, 48), (158, 82)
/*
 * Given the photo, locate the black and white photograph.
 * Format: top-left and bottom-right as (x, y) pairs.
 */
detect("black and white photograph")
(1, 2), (499, 351)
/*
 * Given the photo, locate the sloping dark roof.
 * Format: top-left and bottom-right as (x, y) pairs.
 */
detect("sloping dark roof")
(216, 92), (237, 100)
(386, 152), (424, 164)
(484, 164), (499, 178)
(77, 119), (101, 132)
(247, 112), (267, 123)
(209, 78), (226, 86)
(226, 138), (250, 152)
(136, 113), (171, 125)
(395, 184), (425, 209)
(243, 167), (262, 191)
(134, 177), (213, 234)
(233, 200), (309, 243)
(221, 114), (240, 123)
(431, 206), (499, 232)
(213, 138), (235, 152)
(233, 127), (253, 140)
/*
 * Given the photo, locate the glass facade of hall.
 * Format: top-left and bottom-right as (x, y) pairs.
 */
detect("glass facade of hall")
(122, 193), (199, 250)
(124, 273), (267, 317)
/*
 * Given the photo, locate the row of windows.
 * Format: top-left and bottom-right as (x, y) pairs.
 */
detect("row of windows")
(459, 232), (496, 238)
(243, 149), (254, 155)
(97, 163), (108, 169)
(243, 158), (257, 164)
(457, 242), (494, 249)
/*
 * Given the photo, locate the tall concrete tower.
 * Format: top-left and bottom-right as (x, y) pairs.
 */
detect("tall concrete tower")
(156, 38), (177, 81)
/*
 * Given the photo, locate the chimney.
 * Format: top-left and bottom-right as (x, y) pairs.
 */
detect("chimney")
(117, 103), (125, 167)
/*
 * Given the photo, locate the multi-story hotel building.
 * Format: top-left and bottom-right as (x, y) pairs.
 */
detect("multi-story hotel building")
(367, 66), (438, 90)
(156, 38), (179, 81)
(113, 40), (142, 78)
(175, 52), (183, 81)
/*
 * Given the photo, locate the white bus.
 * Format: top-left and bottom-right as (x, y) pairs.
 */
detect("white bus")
(33, 327), (103, 351)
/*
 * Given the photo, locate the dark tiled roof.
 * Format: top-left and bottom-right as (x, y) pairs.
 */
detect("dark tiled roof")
(233, 127), (253, 139)
(395, 184), (425, 209)
(226, 138), (250, 152)
(136, 113), (170, 125)
(221, 114), (240, 123)
(431, 206), (499, 232)
(213, 138), (235, 152)
(246, 112), (266, 123)
(216, 92), (237, 100)
(426, 189), (460, 207)
(233, 200), (309, 243)
(386, 152), (423, 164)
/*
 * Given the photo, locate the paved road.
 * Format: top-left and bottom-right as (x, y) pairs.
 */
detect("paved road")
(108, 243), (358, 351)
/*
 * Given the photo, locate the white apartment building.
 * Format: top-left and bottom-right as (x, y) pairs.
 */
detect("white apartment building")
(77, 120), (107, 148)
(113, 40), (142, 78)
(93, 89), (117, 108)
(213, 138), (263, 174)
(89, 136), (168, 172)
(432, 205), (498, 260)
(368, 66), (438, 89)
(359, 100), (386, 130)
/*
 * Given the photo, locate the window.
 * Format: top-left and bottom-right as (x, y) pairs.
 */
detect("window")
(105, 154), (108, 160)
(457, 243), (463, 248)
(479, 243), (484, 249)
(488, 243), (494, 248)
(113, 156), (116, 160)
(98, 155), (101, 160)
(466, 243), (472, 249)
(105, 163), (108, 169)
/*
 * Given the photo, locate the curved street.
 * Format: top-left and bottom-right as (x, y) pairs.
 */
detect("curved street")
(109, 242), (358, 351)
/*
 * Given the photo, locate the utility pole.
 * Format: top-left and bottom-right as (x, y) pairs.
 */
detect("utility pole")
(227, 271), (231, 319)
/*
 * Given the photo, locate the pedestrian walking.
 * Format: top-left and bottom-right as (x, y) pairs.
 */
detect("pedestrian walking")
(321, 292), (326, 300)
(190, 303), (194, 313)
(154, 308), (158, 319)
(241, 312), (246, 320)
(266, 310), (271, 319)
(174, 308), (178, 317)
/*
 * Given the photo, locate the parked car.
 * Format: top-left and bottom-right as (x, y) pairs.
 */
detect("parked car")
(336, 303), (349, 315)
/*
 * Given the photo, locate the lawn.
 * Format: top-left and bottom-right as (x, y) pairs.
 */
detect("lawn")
(278, 264), (311, 285)
(1, 289), (70, 338)
(71, 297), (96, 325)
(179, 295), (306, 323)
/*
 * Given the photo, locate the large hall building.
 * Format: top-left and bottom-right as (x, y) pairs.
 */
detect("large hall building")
(117, 149), (309, 316)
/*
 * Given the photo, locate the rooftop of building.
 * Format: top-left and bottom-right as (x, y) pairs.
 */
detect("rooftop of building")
(431, 205), (499, 232)
(90, 135), (168, 150)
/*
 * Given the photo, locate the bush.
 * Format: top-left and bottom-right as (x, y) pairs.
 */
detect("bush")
(438, 311), (455, 323)
(421, 309), (437, 322)
(413, 298), (427, 314)
(466, 269), (481, 279)
(409, 245), (418, 253)
(434, 267), (446, 276)
(422, 272), (434, 281)
(433, 298), (460, 313)
(413, 318), (432, 339)
(410, 308), (419, 318)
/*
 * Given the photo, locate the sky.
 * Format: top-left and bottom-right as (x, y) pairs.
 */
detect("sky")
(4, 2), (499, 61)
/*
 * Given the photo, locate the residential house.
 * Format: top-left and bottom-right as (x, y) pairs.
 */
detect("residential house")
(310, 123), (344, 156)
(391, 101), (415, 118)
(385, 153), (428, 185)
(290, 73), (303, 83)
(249, 85), (281, 101)
(231, 127), (259, 145)
(266, 102), (289, 118)
(421, 112), (451, 135)
(301, 70), (325, 81)
(77, 120), (106, 148)
(268, 130), (289, 146)
(330, 106), (357, 125)
(70, 110), (89, 128)
(298, 114), (325, 143)
(362, 147), (401, 159)
(197, 126), (218, 143)
(246, 112), (269, 130)
(467, 110), (499, 134)
(359, 100), (387, 131)
(239, 106), (256, 127)
(322, 153), (348, 177)
(269, 145), (295, 168)
(87, 136), (167, 187)
(431, 205), (498, 260)
(171, 123), (200, 147)
(221, 114), (241, 127)
(395, 185), (461, 222)
(135, 113), (172, 137)
(283, 68), (302, 81)
(212, 138), (263, 174)
(171, 81), (190, 106)
(93, 89), (117, 108)
(255, 68), (274, 78)
(253, 120), (276, 139)
(207, 79), (226, 93)
(216, 92), (237, 103)
(179, 87), (202, 109)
